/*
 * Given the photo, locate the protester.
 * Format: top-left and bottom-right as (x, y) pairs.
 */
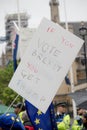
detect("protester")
(0, 113), (25, 130)
(22, 111), (34, 130)
(82, 113), (87, 130)
(13, 102), (25, 122)
(77, 108), (86, 116)
(71, 107), (87, 130)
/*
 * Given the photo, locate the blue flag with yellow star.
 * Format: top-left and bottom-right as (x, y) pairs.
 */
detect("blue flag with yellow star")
(0, 113), (25, 130)
(13, 34), (19, 72)
(25, 100), (57, 130)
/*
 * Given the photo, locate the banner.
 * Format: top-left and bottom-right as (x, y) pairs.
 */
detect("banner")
(9, 18), (83, 113)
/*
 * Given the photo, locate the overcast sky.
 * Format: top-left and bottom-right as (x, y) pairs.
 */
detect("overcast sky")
(0, 0), (87, 37)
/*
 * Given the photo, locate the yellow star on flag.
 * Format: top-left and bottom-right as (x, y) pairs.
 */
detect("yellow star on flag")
(11, 116), (15, 121)
(34, 118), (40, 125)
(37, 110), (42, 115)
(6, 113), (10, 116)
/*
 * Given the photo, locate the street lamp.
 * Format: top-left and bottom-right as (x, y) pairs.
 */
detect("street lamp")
(79, 21), (87, 81)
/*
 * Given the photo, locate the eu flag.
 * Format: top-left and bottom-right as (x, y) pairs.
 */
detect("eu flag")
(13, 34), (19, 72)
(25, 100), (57, 130)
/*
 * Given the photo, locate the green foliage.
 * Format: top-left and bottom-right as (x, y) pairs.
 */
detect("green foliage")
(0, 61), (22, 105)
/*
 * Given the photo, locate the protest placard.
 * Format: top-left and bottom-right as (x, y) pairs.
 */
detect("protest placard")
(8, 18), (83, 113)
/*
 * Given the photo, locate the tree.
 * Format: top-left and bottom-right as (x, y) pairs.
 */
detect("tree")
(0, 61), (22, 105)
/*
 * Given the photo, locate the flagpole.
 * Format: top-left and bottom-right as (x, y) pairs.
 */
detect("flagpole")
(5, 95), (19, 114)
(17, 0), (21, 29)
(16, 0), (25, 103)
(63, 0), (77, 118)
(16, 0), (21, 59)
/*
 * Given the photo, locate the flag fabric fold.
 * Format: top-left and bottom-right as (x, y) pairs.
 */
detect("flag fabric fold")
(25, 100), (57, 130)
(13, 34), (19, 72)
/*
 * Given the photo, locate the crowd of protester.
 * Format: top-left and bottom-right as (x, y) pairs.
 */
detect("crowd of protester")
(55, 102), (87, 130)
(0, 102), (87, 130)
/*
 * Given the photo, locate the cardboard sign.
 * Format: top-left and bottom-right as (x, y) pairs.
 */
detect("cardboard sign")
(8, 18), (83, 113)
